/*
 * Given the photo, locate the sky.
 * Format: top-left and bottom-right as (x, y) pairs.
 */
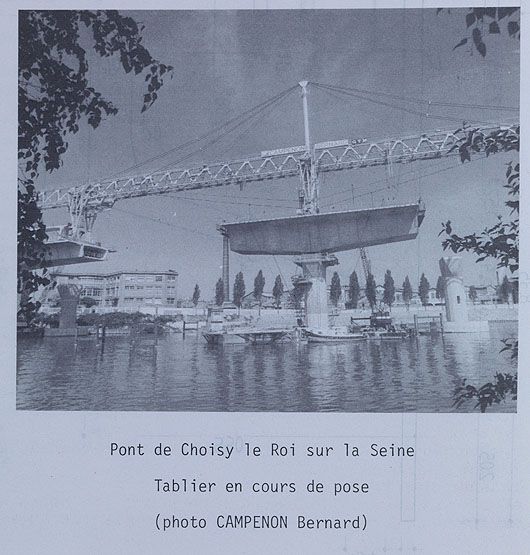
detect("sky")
(35, 9), (520, 299)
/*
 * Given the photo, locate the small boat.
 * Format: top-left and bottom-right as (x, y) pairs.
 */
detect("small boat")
(203, 328), (289, 345)
(303, 328), (366, 343)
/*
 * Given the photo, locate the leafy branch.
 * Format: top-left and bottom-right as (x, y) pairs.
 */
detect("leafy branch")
(439, 128), (519, 273)
(438, 7), (520, 57)
(453, 370), (517, 413)
(18, 10), (173, 323)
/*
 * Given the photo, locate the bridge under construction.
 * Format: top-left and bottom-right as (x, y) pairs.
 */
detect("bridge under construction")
(36, 80), (518, 331)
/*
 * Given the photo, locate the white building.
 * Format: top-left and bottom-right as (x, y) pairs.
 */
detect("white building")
(45, 270), (179, 313)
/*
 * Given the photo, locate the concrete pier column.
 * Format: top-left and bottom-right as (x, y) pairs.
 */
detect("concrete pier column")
(294, 253), (338, 330)
(439, 256), (468, 323)
(222, 233), (230, 302)
(57, 284), (82, 329)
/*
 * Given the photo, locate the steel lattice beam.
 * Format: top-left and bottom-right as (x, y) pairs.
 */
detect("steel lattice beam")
(37, 123), (518, 211)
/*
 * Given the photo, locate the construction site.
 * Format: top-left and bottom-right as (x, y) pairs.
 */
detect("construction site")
(31, 78), (516, 344)
(17, 10), (519, 412)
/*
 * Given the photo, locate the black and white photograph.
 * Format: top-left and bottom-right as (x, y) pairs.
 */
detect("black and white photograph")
(17, 8), (520, 413)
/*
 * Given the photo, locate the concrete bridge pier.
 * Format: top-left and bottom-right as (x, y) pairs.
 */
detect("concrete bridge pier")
(58, 284), (82, 329)
(44, 284), (84, 337)
(439, 256), (488, 333)
(294, 253), (338, 330)
(439, 256), (468, 323)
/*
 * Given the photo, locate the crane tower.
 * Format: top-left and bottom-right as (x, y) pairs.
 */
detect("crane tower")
(219, 81), (425, 330)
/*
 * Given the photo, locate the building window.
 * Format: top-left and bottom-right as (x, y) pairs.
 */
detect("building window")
(125, 285), (134, 290)
(167, 275), (176, 281)
(167, 298), (175, 305)
(136, 286), (144, 290)
(155, 276), (163, 282)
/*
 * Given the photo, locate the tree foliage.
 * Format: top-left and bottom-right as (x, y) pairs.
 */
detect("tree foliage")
(80, 296), (98, 308)
(253, 270), (265, 305)
(441, 10), (520, 411)
(289, 283), (305, 311)
(382, 270), (395, 309)
(439, 7), (520, 57)
(440, 158), (519, 274)
(233, 272), (246, 309)
(511, 279), (518, 304)
(272, 275), (284, 308)
(215, 278), (224, 306)
(418, 273), (430, 306)
(436, 276), (445, 300)
(348, 271), (360, 309)
(402, 276), (413, 309)
(453, 370), (517, 413)
(18, 10), (173, 323)
(192, 284), (200, 307)
(330, 272), (342, 307)
(498, 275), (512, 304)
(18, 181), (51, 321)
(365, 273), (377, 310)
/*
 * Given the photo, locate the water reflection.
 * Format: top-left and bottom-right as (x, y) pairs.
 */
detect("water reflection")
(17, 323), (517, 412)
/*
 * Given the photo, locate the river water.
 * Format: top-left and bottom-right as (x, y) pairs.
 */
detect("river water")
(17, 322), (517, 412)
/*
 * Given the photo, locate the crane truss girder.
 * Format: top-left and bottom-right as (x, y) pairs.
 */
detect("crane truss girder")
(37, 124), (517, 211)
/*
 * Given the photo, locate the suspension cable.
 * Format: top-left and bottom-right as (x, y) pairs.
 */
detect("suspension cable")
(312, 81), (519, 113)
(108, 83), (299, 179)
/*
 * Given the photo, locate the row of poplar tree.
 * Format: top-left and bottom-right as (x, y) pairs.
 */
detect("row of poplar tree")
(189, 271), (286, 309)
(333, 270), (433, 310)
(189, 270), (435, 310)
(189, 271), (517, 311)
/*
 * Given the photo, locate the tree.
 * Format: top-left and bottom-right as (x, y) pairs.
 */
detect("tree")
(365, 273), (377, 310)
(330, 272), (342, 308)
(272, 275), (284, 309)
(468, 285), (478, 304)
(290, 284), (305, 312)
(511, 280), (519, 304)
(498, 275), (512, 304)
(347, 271), (360, 309)
(215, 278), (224, 306)
(382, 270), (395, 309)
(418, 274), (430, 307)
(253, 270), (265, 312)
(233, 272), (246, 313)
(18, 10), (173, 323)
(192, 284), (200, 307)
(435, 276), (445, 300)
(80, 296), (98, 308)
(402, 276), (413, 311)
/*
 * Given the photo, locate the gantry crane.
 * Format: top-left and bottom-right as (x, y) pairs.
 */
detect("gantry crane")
(37, 81), (518, 244)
